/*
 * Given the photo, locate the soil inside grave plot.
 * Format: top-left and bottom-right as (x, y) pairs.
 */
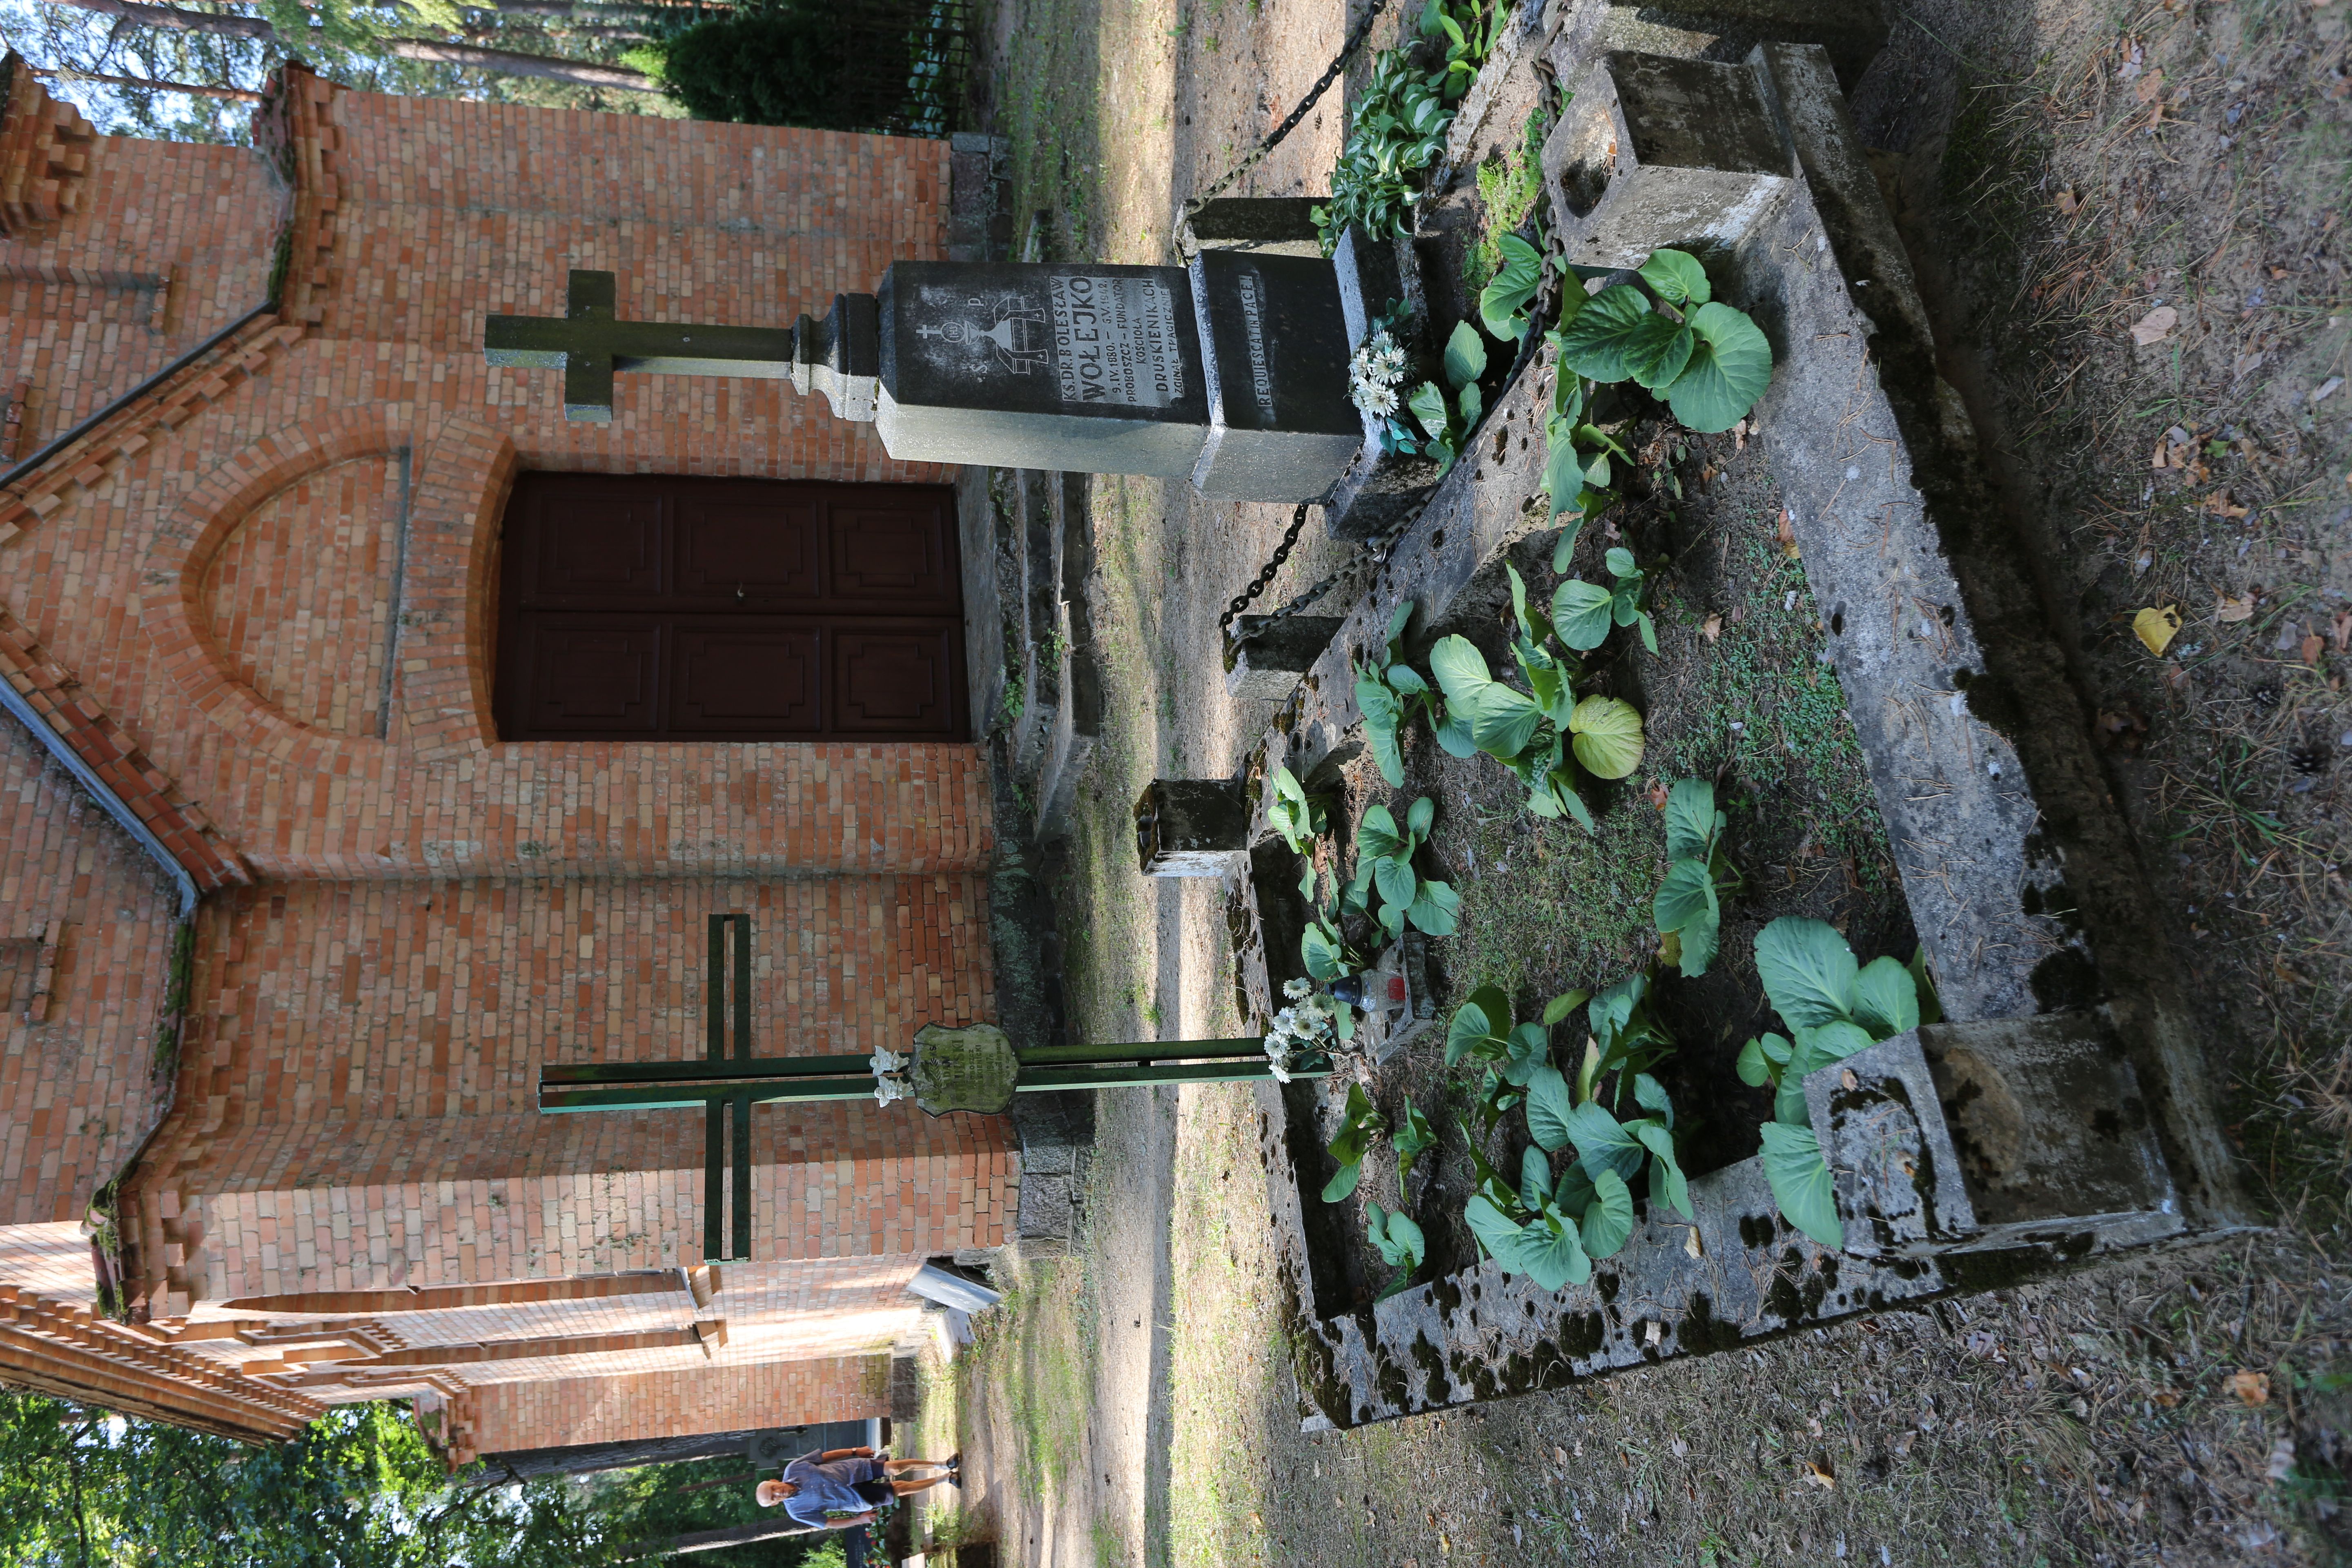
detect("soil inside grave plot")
(1293, 408), (1918, 1314)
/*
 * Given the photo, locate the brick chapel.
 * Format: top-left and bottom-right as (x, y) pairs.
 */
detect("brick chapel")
(0, 55), (1019, 1463)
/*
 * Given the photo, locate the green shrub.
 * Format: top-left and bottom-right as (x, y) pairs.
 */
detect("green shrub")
(657, 6), (906, 130)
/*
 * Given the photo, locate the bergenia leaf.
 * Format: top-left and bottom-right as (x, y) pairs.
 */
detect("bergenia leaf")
(1542, 989), (1590, 1027)
(1675, 902), (1719, 977)
(1663, 778), (1717, 862)
(1852, 955), (1921, 1040)
(1637, 247), (1711, 307)
(1519, 1143), (1554, 1209)
(1637, 1123), (1694, 1221)
(1665, 301), (1774, 433)
(1515, 1205), (1592, 1290)
(1373, 855), (1417, 914)
(1760, 1121), (1842, 1248)
(1502, 1021), (1552, 1088)
(1622, 317), (1695, 392)
(1551, 579), (1615, 651)
(1408, 379), (1450, 440)
(1445, 985), (1510, 1068)
(1753, 916), (1859, 1030)
(1428, 635), (1493, 704)
(1443, 319), (1488, 391)
(1652, 859), (1716, 935)
(1566, 695), (1645, 779)
(1468, 684), (1544, 760)
(1563, 1100), (1646, 1184)
(1466, 1192), (1532, 1271)
(1321, 1160), (1363, 1203)
(1580, 1167), (1635, 1260)
(1406, 795), (1436, 841)
(1406, 877), (1460, 935)
(1358, 804), (1405, 861)
(1554, 284), (1656, 382)
(1523, 1064), (1577, 1154)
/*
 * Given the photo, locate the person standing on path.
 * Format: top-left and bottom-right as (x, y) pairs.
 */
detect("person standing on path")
(755, 1445), (961, 1531)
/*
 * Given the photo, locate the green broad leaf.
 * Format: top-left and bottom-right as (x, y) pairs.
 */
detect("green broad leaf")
(1433, 706), (1478, 757)
(1735, 1031), (1791, 1087)
(1479, 233), (1545, 340)
(1321, 1159), (1363, 1203)
(1580, 1167), (1635, 1260)
(1519, 1143), (1554, 1209)
(1302, 920), (1345, 981)
(1760, 1121), (1842, 1248)
(1375, 1267), (1419, 1302)
(1567, 695), (1645, 779)
(1665, 301), (1774, 433)
(1909, 946), (1945, 1027)
(1508, 563), (1535, 641)
(1373, 855), (1417, 914)
(1466, 1192), (1533, 1271)
(1446, 985), (1511, 1068)
(1549, 769), (1596, 831)
(1382, 1209), (1424, 1269)
(1385, 599), (1414, 654)
(1523, 1064), (1577, 1154)
(1774, 1020), (1877, 1127)
(1852, 955), (1921, 1040)
(1753, 916), (1860, 1030)
(1358, 804), (1406, 862)
(1675, 903), (1719, 978)
(1583, 449), (1613, 490)
(1408, 379), (1451, 440)
(1297, 865), (1319, 905)
(1456, 379), (1483, 427)
(1405, 795), (1436, 842)
(1519, 648), (1566, 719)
(1468, 684), (1545, 760)
(1653, 859), (1717, 934)
(1550, 517), (1583, 573)
(1542, 989), (1590, 1027)
(1515, 1206), (1593, 1290)
(1551, 1154), (1597, 1216)
(1386, 664), (1430, 701)
(1637, 247), (1711, 307)
(1663, 778), (1717, 861)
(1428, 635), (1493, 705)
(1554, 284), (1657, 382)
(1632, 1071), (1673, 1128)
(1329, 1082), (1383, 1165)
(1378, 902), (1407, 938)
(1394, 1099), (1437, 1180)
(1563, 1100), (1646, 1184)
(1589, 973), (1641, 1041)
(1502, 1021), (1551, 1088)
(1407, 877), (1460, 935)
(1551, 579), (1615, 651)
(1541, 416), (1589, 515)
(1443, 319), (1488, 391)
(1622, 316), (1696, 392)
(1636, 610), (1659, 656)
(1633, 1121), (1694, 1221)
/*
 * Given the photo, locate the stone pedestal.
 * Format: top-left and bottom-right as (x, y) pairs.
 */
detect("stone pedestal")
(1225, 614), (1345, 701)
(1132, 778), (1251, 877)
(1187, 250), (1365, 501)
(1543, 50), (1796, 267)
(1184, 196), (1325, 258)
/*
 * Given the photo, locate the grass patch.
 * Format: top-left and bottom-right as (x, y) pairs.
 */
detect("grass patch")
(959, 1259), (1094, 1505)
(1463, 104), (1551, 295)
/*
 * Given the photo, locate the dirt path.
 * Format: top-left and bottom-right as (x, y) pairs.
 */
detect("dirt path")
(944, 0), (2352, 1564)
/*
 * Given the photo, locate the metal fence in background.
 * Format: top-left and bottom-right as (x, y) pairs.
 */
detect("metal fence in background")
(822, 0), (974, 136)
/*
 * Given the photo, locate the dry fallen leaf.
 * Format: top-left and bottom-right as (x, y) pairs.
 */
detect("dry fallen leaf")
(2094, 709), (2149, 754)
(2131, 305), (2180, 345)
(2302, 634), (2326, 664)
(1649, 779), (1670, 809)
(1701, 612), (1723, 643)
(2134, 67), (2165, 102)
(2216, 592), (2256, 623)
(2154, 1390), (2182, 1408)
(2230, 1369), (2272, 1405)
(2332, 610), (2351, 652)
(1776, 508), (1800, 559)
(1684, 1226), (1704, 1259)
(2134, 605), (2183, 655)
(1803, 1459), (1837, 1490)
(2203, 490), (2251, 518)
(2055, 188), (2079, 214)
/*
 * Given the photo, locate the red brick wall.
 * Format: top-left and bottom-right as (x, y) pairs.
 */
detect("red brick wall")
(460, 1354), (888, 1457)
(0, 713), (180, 1225)
(124, 873), (1015, 1310)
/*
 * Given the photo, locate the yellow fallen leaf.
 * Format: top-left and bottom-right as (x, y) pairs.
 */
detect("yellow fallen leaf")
(2130, 305), (2179, 345)
(2302, 634), (2325, 664)
(2215, 592), (2255, 623)
(1701, 612), (1722, 643)
(2134, 605), (2182, 655)
(1685, 1226), (1704, 1259)
(2230, 1369), (2271, 1405)
(1803, 1459), (1837, 1490)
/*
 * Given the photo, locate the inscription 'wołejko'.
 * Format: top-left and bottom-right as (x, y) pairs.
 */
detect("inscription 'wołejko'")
(876, 261), (1212, 477)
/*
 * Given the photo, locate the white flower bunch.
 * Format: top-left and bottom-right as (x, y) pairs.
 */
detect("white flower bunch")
(873, 1075), (909, 1107)
(871, 1045), (911, 1105)
(1263, 978), (1341, 1083)
(869, 1046), (909, 1077)
(1348, 331), (1409, 419)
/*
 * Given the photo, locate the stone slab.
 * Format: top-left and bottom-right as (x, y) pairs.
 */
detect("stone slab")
(1187, 250), (1366, 501)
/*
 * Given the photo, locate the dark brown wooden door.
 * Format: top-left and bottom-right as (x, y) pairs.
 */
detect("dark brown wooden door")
(494, 474), (967, 742)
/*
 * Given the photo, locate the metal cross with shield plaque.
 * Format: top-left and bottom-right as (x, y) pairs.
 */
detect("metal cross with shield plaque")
(537, 916), (1323, 1259)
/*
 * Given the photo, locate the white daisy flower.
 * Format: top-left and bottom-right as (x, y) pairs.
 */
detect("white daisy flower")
(1283, 978), (1314, 1000)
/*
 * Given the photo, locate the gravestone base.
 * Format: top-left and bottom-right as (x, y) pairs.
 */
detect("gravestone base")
(1225, 614), (1345, 702)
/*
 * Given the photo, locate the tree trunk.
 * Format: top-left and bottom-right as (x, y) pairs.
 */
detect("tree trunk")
(26, 64), (264, 101)
(38, 0), (664, 92)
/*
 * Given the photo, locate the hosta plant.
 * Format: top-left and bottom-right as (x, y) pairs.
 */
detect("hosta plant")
(1556, 247), (1774, 434)
(1427, 629), (1645, 829)
(1402, 322), (1492, 474)
(1311, 0), (1503, 250)
(1651, 778), (1740, 978)
(1321, 1082), (1388, 1202)
(1737, 918), (1928, 1247)
(1450, 986), (1693, 1291)
(1355, 602), (1448, 788)
(1364, 1201), (1428, 1301)
(1478, 231), (1545, 342)
(1266, 764), (1328, 855)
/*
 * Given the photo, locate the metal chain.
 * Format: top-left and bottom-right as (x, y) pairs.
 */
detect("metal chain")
(1178, 0), (1396, 229)
(1218, 503), (1314, 631)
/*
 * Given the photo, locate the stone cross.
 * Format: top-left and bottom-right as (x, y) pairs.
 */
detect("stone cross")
(537, 915), (1317, 1259)
(486, 255), (1372, 502)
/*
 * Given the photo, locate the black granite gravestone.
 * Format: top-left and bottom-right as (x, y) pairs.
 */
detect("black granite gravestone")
(487, 247), (1378, 506)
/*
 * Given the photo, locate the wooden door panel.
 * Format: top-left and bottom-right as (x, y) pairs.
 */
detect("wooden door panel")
(675, 493), (822, 606)
(832, 627), (960, 737)
(497, 474), (964, 742)
(826, 493), (956, 608)
(673, 626), (823, 733)
(517, 619), (664, 734)
(529, 487), (665, 604)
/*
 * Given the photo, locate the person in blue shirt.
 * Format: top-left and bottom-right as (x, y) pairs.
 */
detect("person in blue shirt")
(754, 1445), (960, 1530)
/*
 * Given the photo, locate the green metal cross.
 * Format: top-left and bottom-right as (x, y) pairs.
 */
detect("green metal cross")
(484, 270), (799, 424)
(536, 916), (1317, 1260)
